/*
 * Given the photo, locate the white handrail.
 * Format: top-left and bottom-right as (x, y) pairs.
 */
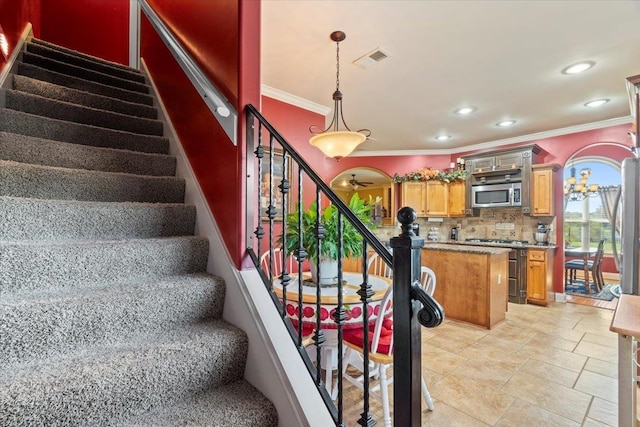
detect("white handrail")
(137, 0), (237, 144)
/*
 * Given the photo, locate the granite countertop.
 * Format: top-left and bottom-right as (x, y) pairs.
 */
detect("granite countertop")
(422, 242), (512, 255)
(423, 240), (558, 250)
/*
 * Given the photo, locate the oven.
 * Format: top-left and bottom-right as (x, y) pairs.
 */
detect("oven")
(508, 249), (528, 304)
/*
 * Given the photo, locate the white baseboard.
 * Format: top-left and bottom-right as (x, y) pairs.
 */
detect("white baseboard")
(141, 59), (331, 427)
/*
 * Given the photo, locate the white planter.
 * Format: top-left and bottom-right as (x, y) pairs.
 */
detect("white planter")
(309, 258), (339, 286)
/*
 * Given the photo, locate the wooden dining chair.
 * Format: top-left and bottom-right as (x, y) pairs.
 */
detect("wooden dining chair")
(420, 266), (437, 296)
(260, 247), (297, 279)
(367, 252), (393, 279)
(341, 285), (434, 427)
(564, 239), (605, 292)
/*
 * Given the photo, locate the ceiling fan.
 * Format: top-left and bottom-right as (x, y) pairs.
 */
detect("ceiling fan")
(348, 174), (373, 190)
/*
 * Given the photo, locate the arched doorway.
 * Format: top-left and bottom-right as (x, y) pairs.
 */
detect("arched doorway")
(330, 167), (395, 226)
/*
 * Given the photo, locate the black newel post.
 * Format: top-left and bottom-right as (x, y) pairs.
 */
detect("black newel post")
(390, 207), (424, 427)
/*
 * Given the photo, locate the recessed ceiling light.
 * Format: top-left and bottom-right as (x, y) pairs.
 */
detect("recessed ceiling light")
(435, 134), (451, 141)
(455, 106), (476, 115)
(584, 99), (609, 108)
(496, 120), (516, 127)
(562, 61), (595, 75)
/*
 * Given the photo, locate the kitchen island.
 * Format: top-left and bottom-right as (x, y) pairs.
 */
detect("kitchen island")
(422, 243), (510, 329)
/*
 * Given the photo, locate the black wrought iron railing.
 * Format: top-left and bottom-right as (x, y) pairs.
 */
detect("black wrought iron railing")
(245, 104), (444, 426)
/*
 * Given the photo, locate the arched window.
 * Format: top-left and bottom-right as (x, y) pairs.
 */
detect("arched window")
(563, 157), (621, 253)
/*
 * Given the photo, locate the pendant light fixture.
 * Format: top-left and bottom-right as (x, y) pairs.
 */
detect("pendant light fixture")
(309, 31), (371, 161)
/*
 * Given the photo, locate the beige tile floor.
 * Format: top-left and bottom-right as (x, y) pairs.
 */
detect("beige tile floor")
(340, 301), (622, 426)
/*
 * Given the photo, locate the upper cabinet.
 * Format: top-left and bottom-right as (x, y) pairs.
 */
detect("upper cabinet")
(425, 181), (448, 216)
(401, 180), (466, 218)
(531, 164), (560, 217)
(401, 181), (427, 217)
(447, 180), (466, 217)
(469, 156), (495, 173)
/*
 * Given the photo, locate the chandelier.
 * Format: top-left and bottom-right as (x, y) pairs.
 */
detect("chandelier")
(309, 31), (370, 161)
(564, 166), (599, 201)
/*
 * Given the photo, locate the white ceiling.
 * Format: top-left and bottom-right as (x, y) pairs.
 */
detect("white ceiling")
(261, 0), (640, 156)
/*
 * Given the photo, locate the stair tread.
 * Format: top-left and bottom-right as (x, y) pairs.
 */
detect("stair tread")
(123, 379), (278, 427)
(1, 271), (221, 304)
(1, 319), (246, 388)
(0, 109), (169, 154)
(4, 89), (164, 136)
(30, 38), (144, 75)
(0, 196), (197, 241)
(13, 74), (158, 119)
(0, 273), (226, 366)
(22, 51), (150, 94)
(27, 40), (146, 84)
(18, 62), (154, 105)
(0, 131), (175, 176)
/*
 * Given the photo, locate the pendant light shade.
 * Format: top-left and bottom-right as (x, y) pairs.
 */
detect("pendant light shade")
(309, 31), (370, 160)
(309, 131), (367, 160)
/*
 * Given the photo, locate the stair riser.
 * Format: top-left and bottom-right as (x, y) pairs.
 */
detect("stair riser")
(22, 52), (149, 94)
(0, 275), (225, 366)
(13, 75), (158, 119)
(0, 324), (247, 426)
(0, 109), (169, 154)
(0, 237), (209, 295)
(18, 63), (154, 105)
(0, 132), (176, 176)
(26, 42), (147, 84)
(0, 197), (196, 241)
(0, 161), (185, 203)
(4, 90), (164, 136)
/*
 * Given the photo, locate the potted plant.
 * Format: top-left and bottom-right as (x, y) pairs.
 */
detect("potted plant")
(280, 193), (379, 286)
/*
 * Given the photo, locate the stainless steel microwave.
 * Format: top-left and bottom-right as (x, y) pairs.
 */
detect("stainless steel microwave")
(471, 182), (521, 208)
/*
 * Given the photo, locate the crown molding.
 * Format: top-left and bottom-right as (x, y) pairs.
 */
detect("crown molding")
(261, 85), (331, 116)
(350, 116), (633, 157)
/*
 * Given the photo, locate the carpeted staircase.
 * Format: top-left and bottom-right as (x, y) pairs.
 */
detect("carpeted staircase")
(0, 38), (278, 426)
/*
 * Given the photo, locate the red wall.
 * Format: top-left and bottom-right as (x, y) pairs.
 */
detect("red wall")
(141, 0), (260, 269)
(40, 0), (129, 65)
(146, 0), (239, 108)
(0, 0), (41, 69)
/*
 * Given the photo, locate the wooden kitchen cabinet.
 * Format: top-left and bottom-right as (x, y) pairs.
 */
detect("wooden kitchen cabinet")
(401, 181), (426, 217)
(526, 247), (555, 306)
(401, 180), (466, 217)
(425, 181), (448, 216)
(531, 164), (560, 217)
(447, 180), (466, 217)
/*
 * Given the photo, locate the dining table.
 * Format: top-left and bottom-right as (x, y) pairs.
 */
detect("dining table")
(564, 246), (598, 293)
(272, 271), (391, 398)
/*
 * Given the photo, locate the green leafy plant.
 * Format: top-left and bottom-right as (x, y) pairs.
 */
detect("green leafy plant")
(279, 193), (379, 264)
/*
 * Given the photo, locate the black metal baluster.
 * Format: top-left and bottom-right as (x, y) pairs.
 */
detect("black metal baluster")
(253, 122), (265, 276)
(335, 210), (345, 426)
(313, 187), (326, 390)
(279, 150), (291, 320)
(357, 240), (375, 427)
(294, 168), (307, 347)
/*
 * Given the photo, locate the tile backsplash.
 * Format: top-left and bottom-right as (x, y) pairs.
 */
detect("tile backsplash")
(373, 208), (556, 244)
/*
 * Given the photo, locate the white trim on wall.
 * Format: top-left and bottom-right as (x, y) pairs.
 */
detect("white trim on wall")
(128, 0), (140, 69)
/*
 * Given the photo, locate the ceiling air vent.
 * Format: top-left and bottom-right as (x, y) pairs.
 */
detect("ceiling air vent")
(353, 47), (390, 69)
